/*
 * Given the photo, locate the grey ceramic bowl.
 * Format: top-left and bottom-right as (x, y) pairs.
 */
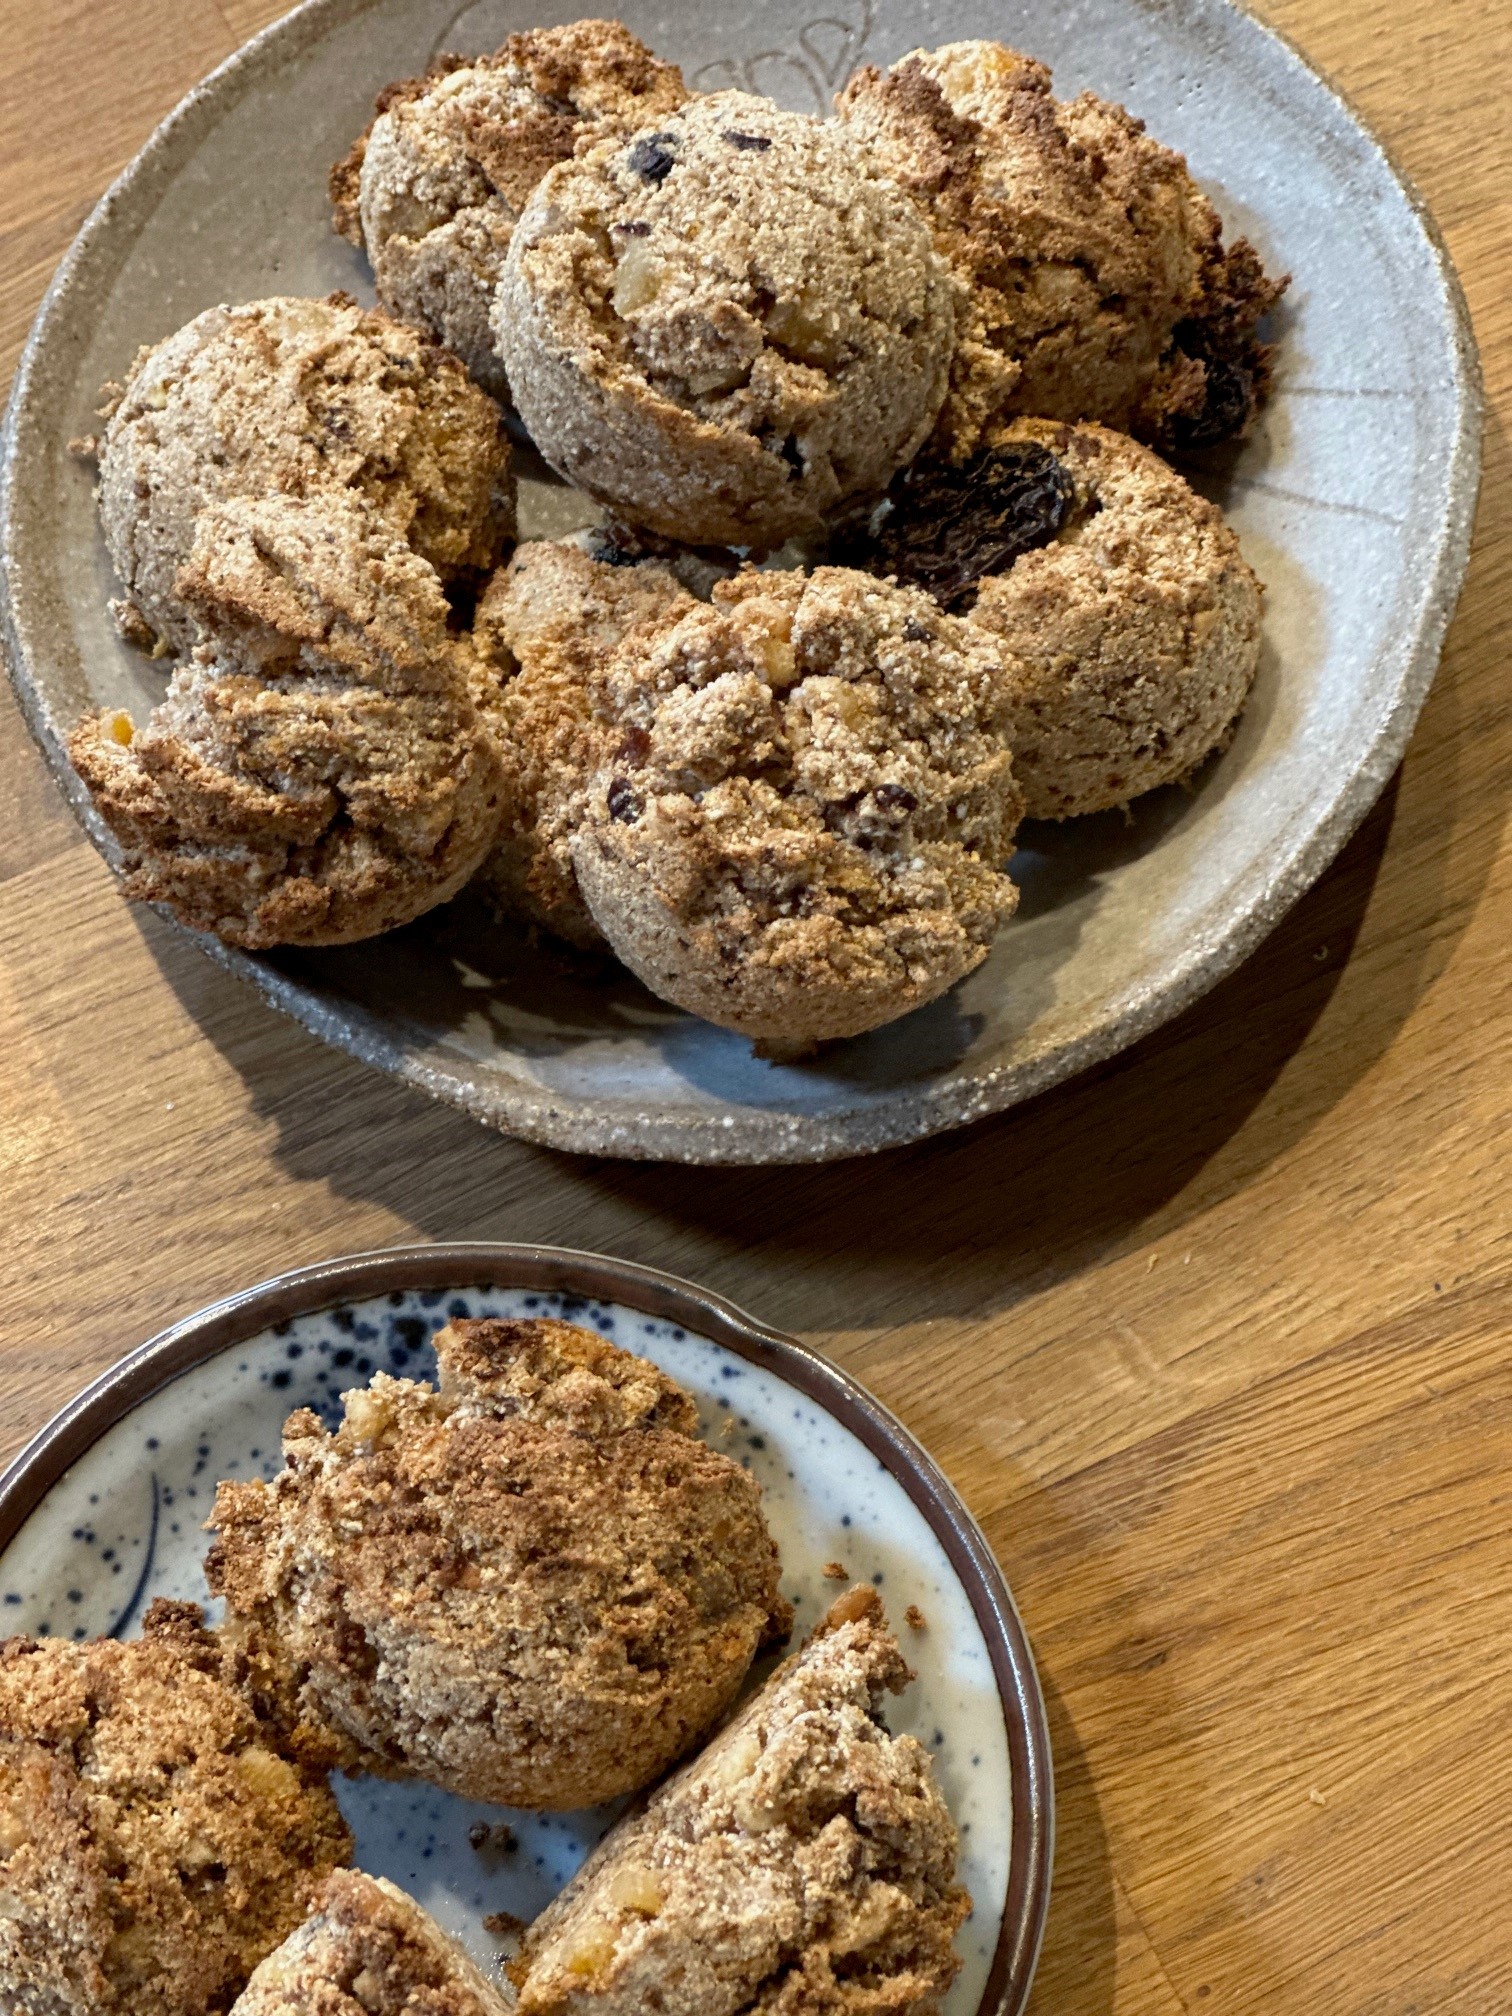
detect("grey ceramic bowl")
(0, 0), (1482, 1162)
(0, 1241), (1052, 2015)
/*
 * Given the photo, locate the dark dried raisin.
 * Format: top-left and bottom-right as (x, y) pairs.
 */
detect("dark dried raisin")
(617, 723), (652, 766)
(1178, 358), (1253, 447)
(723, 130), (772, 151)
(874, 783), (918, 813)
(615, 218), (652, 237)
(1167, 320), (1259, 449)
(901, 616), (936, 643)
(584, 523), (647, 568)
(840, 441), (1074, 611)
(606, 777), (642, 823)
(627, 135), (677, 183)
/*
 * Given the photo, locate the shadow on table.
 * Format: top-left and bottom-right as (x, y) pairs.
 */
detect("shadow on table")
(1024, 1664), (1119, 2016)
(175, 759), (1393, 1332)
(566, 776), (1426, 1334)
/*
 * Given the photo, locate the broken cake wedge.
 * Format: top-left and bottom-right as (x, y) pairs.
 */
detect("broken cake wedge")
(233, 1871), (511, 2016)
(509, 1586), (970, 2016)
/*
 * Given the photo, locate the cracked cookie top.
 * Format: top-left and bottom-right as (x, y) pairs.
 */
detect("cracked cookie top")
(332, 22), (687, 398)
(837, 40), (1285, 457)
(511, 1586), (969, 2016)
(206, 1316), (792, 1811)
(472, 533), (697, 948)
(69, 492), (507, 948)
(571, 565), (1023, 1051)
(96, 293), (513, 654)
(0, 1604), (350, 2016)
(494, 93), (955, 547)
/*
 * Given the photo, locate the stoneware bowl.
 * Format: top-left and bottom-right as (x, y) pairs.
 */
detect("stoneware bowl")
(0, 0), (1481, 1162)
(0, 1242), (1053, 2016)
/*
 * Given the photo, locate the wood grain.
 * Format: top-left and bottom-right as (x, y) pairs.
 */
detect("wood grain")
(1, 2), (1509, 2010)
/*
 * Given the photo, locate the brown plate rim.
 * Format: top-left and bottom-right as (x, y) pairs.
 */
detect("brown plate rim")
(0, 1240), (1053, 2016)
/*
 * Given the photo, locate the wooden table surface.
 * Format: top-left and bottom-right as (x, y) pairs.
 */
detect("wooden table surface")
(2, 1), (1509, 2009)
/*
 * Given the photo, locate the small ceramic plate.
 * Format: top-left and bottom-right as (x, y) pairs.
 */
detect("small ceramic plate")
(0, 1243), (1052, 2016)
(0, 0), (1481, 1162)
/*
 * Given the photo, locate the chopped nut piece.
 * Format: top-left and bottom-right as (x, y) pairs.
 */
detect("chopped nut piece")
(605, 1863), (664, 1915)
(612, 242), (667, 315)
(560, 1920), (619, 1978)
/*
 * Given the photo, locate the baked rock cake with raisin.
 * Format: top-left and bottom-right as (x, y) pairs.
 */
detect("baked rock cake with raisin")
(571, 565), (1024, 1050)
(837, 39), (1286, 457)
(332, 21), (687, 398)
(495, 93), (955, 548)
(95, 293), (512, 656)
(71, 491), (507, 947)
(848, 419), (1263, 819)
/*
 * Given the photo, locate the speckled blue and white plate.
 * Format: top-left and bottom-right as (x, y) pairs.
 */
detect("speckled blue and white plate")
(0, 1245), (1050, 2016)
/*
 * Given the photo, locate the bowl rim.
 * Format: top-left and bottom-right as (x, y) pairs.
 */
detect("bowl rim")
(0, 0), (1484, 1165)
(0, 1239), (1054, 2016)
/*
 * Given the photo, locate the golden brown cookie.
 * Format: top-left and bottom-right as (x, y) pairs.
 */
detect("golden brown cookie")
(96, 293), (513, 654)
(69, 491), (507, 948)
(332, 22), (687, 398)
(847, 419), (1262, 817)
(206, 1316), (792, 1810)
(0, 1602), (351, 2016)
(495, 93), (955, 547)
(571, 567), (1023, 1051)
(855, 419), (1261, 820)
(472, 534), (696, 948)
(975, 422), (1261, 816)
(510, 1587), (969, 2016)
(836, 40), (1286, 457)
(232, 1872), (510, 2016)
